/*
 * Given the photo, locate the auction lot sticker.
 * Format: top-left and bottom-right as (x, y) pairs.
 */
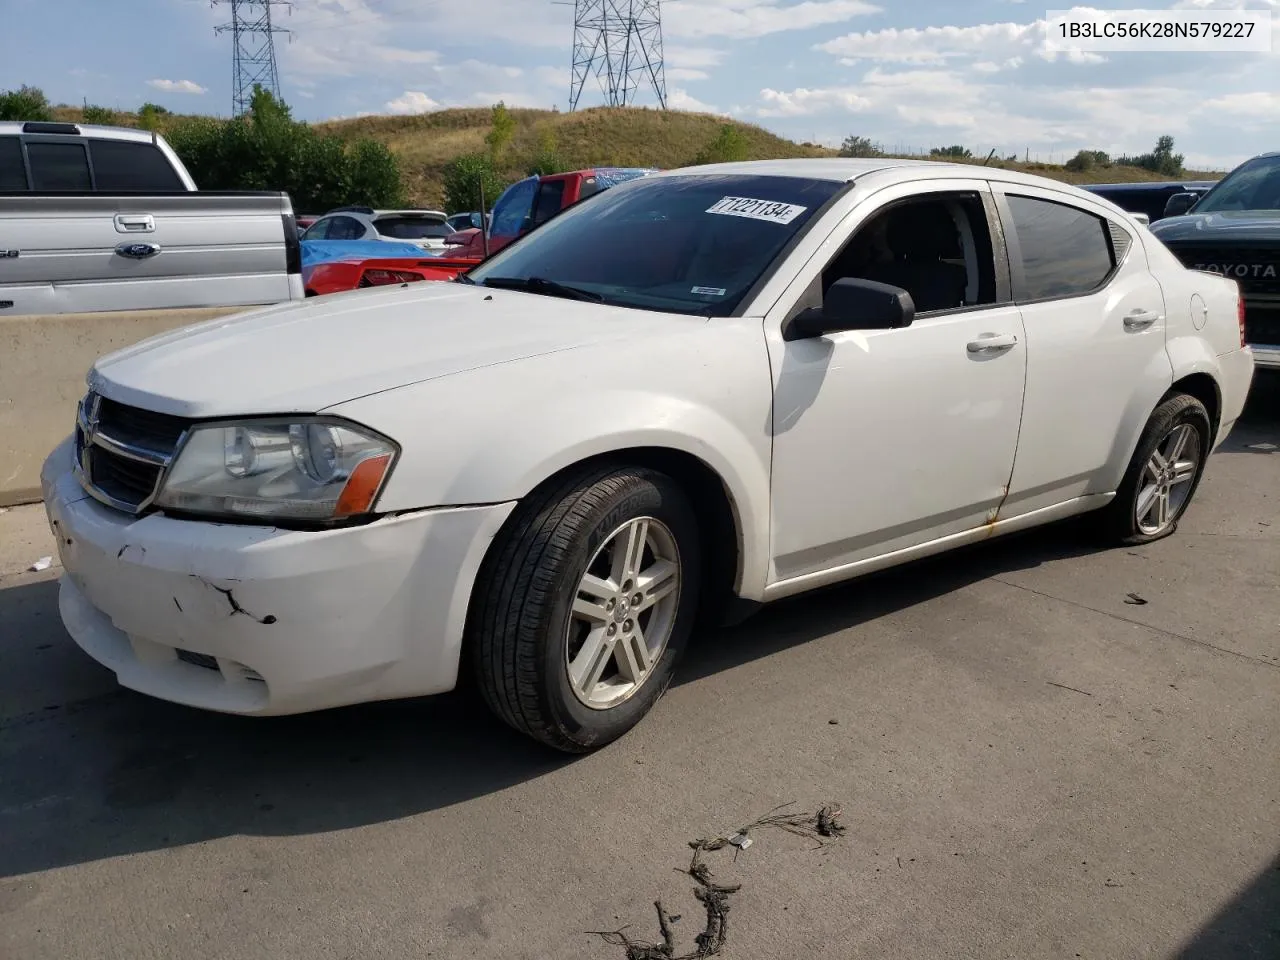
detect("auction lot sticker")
(707, 196), (808, 225)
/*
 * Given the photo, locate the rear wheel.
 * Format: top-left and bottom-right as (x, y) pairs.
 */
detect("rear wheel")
(468, 464), (701, 752)
(1095, 392), (1211, 545)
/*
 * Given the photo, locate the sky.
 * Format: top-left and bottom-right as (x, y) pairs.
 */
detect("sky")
(1, 0), (1276, 170)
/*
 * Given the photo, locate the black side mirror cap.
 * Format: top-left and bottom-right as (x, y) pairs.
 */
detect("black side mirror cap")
(783, 277), (916, 342)
(1163, 192), (1198, 218)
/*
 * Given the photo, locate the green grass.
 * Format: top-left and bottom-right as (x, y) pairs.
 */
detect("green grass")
(52, 103), (1224, 208)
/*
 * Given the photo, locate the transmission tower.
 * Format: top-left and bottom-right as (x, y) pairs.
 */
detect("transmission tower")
(568, 0), (668, 111)
(213, 0), (291, 116)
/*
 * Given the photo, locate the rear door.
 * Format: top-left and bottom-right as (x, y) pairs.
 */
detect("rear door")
(992, 185), (1173, 517)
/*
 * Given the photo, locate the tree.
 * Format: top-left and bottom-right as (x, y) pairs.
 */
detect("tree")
(0, 85), (53, 122)
(442, 153), (507, 214)
(1119, 135), (1184, 177)
(485, 101), (516, 160)
(690, 124), (750, 165)
(930, 144), (972, 159)
(137, 102), (171, 131)
(838, 135), (882, 158)
(164, 92), (403, 211)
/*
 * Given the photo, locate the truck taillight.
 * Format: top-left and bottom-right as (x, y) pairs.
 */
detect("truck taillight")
(361, 269), (426, 287)
(1237, 285), (1246, 348)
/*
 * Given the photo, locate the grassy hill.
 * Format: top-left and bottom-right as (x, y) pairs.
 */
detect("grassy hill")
(52, 102), (1223, 209)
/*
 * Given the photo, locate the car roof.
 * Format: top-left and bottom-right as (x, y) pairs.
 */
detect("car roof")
(371, 209), (449, 219)
(651, 157), (1186, 208)
(0, 121), (161, 144)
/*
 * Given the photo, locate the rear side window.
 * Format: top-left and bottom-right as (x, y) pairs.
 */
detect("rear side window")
(0, 137), (27, 190)
(375, 217), (453, 240)
(331, 216), (366, 240)
(28, 141), (91, 191)
(1006, 195), (1115, 300)
(89, 140), (185, 191)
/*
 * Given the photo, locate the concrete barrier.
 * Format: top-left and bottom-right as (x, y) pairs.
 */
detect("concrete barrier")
(1, 305), (266, 507)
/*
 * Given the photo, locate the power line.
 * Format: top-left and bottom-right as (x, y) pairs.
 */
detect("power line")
(564, 0), (668, 111)
(212, 0), (292, 116)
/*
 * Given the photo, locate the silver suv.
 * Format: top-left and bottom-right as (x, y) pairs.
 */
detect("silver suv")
(303, 206), (455, 252)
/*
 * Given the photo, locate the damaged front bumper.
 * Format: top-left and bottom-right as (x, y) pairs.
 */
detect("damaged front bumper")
(40, 437), (515, 716)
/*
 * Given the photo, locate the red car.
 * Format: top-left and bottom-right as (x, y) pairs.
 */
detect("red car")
(303, 255), (478, 297)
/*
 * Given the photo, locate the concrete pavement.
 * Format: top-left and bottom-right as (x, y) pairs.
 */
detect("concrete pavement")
(1, 376), (1276, 960)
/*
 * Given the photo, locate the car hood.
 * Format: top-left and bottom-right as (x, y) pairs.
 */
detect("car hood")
(1150, 210), (1280, 245)
(89, 283), (697, 418)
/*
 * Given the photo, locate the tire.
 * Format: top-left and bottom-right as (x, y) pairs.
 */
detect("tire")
(467, 464), (702, 753)
(1094, 392), (1212, 546)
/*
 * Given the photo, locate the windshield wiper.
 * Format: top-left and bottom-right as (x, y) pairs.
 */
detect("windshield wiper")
(480, 275), (606, 303)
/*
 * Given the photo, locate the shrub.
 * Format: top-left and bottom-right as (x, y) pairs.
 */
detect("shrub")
(0, 85), (53, 122)
(1065, 149), (1112, 172)
(838, 135), (883, 158)
(525, 129), (566, 176)
(485, 102), (516, 160)
(930, 144), (973, 159)
(690, 124), (750, 165)
(442, 153), (508, 213)
(81, 103), (118, 125)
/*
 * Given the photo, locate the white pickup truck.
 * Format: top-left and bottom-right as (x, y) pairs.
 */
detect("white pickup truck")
(0, 121), (304, 316)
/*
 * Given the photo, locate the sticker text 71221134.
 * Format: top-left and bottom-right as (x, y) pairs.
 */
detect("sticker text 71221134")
(706, 196), (808, 225)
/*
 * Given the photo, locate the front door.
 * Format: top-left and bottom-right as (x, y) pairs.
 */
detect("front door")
(765, 181), (1028, 590)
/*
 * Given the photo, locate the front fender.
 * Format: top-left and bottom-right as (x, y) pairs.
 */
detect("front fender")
(326, 323), (775, 599)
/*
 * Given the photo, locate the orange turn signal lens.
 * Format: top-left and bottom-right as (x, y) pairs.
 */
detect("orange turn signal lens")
(334, 453), (393, 518)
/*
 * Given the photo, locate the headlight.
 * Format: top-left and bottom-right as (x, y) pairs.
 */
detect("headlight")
(154, 418), (398, 522)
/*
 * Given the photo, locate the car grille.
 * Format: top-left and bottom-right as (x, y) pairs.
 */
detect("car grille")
(74, 392), (192, 514)
(1245, 302), (1280, 347)
(1167, 246), (1280, 296)
(177, 649), (220, 671)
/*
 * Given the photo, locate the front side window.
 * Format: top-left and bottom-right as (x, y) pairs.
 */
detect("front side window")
(467, 173), (843, 317)
(27, 141), (91, 191)
(820, 193), (997, 315)
(1193, 155), (1280, 213)
(531, 180), (566, 226)
(1006, 195), (1114, 300)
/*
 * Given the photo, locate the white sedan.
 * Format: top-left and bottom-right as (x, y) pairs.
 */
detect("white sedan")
(41, 159), (1255, 752)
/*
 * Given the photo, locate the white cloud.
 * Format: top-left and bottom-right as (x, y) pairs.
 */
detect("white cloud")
(757, 86), (872, 117)
(817, 17), (1108, 66)
(667, 87), (723, 114)
(384, 91), (441, 114)
(669, 67), (712, 81)
(1201, 91), (1280, 114)
(664, 46), (728, 69)
(146, 79), (207, 95)
(666, 0), (881, 40)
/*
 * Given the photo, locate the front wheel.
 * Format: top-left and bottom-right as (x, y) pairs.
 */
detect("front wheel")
(468, 464), (702, 753)
(1095, 392), (1212, 545)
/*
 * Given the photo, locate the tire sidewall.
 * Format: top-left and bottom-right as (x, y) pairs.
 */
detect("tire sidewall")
(1119, 396), (1212, 542)
(539, 472), (702, 750)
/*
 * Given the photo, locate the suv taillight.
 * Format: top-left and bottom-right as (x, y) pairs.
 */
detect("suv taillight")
(1237, 285), (1246, 348)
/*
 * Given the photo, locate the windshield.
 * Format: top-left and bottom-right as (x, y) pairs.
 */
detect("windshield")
(466, 174), (842, 316)
(375, 217), (454, 240)
(1194, 155), (1280, 213)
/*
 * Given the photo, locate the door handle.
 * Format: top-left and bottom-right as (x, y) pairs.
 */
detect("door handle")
(1123, 309), (1161, 330)
(114, 214), (155, 233)
(966, 332), (1018, 355)
(115, 241), (161, 260)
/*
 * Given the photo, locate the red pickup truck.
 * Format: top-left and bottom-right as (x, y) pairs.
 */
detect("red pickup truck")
(303, 167), (658, 297)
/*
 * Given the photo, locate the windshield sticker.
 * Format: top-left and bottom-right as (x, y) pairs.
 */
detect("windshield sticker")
(691, 285), (727, 297)
(706, 196), (808, 225)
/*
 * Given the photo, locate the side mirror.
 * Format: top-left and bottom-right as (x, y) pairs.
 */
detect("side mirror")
(783, 278), (916, 342)
(1164, 192), (1197, 218)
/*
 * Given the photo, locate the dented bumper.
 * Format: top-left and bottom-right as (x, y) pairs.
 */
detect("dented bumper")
(40, 438), (515, 716)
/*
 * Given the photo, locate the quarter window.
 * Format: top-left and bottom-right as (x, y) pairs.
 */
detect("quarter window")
(1006, 195), (1114, 300)
(27, 141), (91, 191)
(89, 140), (185, 191)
